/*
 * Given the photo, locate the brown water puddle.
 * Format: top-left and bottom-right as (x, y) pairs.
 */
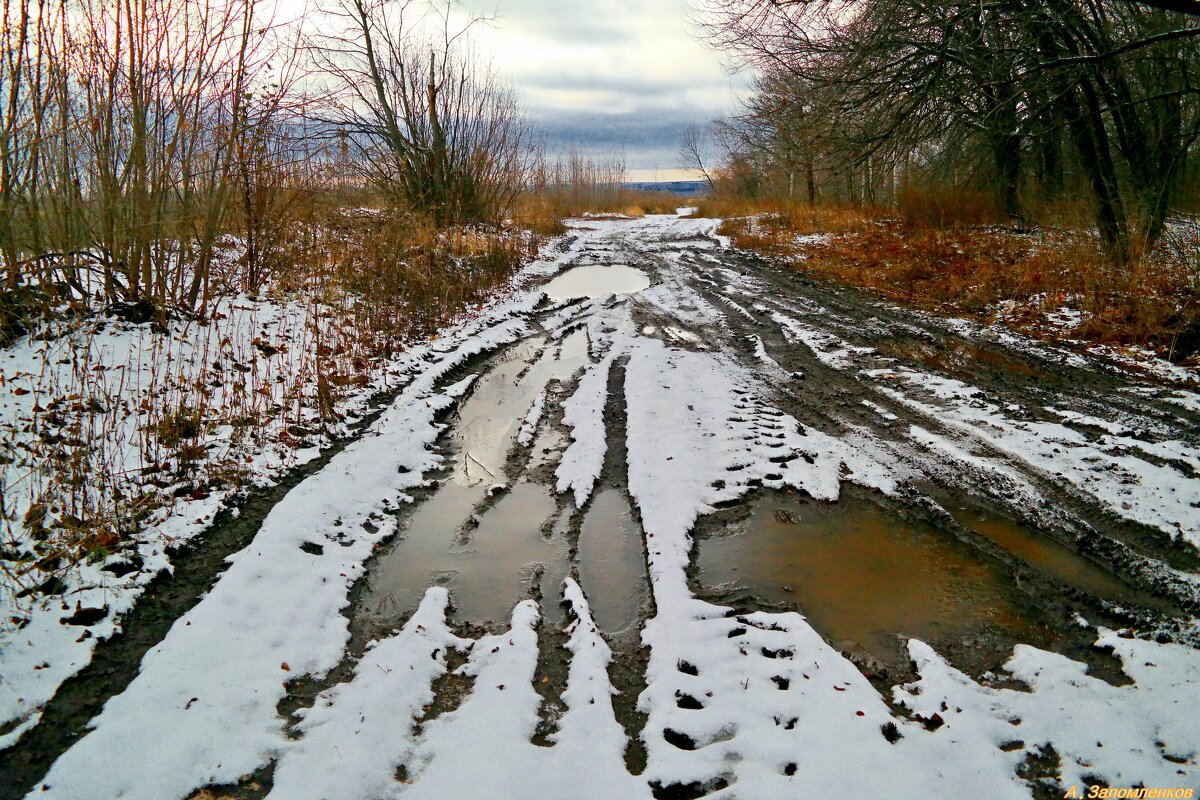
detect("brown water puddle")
(445, 482), (569, 622)
(577, 489), (650, 632)
(542, 265), (650, 301)
(696, 493), (1056, 666)
(949, 505), (1163, 609)
(364, 331), (587, 624)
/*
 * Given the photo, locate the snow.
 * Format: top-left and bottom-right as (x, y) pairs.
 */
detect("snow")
(875, 367), (1200, 544)
(398, 600), (544, 796)
(13, 211), (1200, 799)
(548, 580), (650, 797)
(400, 580), (648, 798)
(517, 389), (546, 447)
(26, 300), (534, 799)
(0, 245), (550, 746)
(770, 310), (875, 369)
(556, 351), (615, 508)
(267, 588), (470, 800)
(0, 293), (336, 746)
(861, 398), (899, 421)
(1163, 390), (1200, 415)
(621, 337), (918, 795)
(750, 334), (788, 377)
(900, 629), (1200, 790)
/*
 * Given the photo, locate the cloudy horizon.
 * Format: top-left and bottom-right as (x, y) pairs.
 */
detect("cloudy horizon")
(459, 0), (747, 179)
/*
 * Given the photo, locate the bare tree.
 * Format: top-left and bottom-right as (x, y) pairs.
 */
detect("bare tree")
(309, 0), (536, 224)
(692, 0), (1200, 260)
(0, 0), (301, 316)
(679, 123), (716, 192)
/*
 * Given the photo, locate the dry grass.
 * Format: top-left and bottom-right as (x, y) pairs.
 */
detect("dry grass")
(1, 205), (538, 587)
(706, 198), (1200, 362)
(264, 208), (537, 414)
(894, 186), (1005, 229)
(513, 187), (684, 234)
(692, 197), (881, 258)
(693, 196), (881, 232)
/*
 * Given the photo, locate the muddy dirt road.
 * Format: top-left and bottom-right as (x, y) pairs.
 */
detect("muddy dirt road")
(6, 214), (1199, 799)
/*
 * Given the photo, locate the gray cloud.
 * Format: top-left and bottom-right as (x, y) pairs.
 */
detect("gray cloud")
(519, 72), (728, 99)
(534, 108), (716, 169)
(471, 0), (654, 44)
(454, 0), (743, 169)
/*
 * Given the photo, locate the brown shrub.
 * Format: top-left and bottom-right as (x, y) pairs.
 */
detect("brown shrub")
(896, 186), (1004, 229)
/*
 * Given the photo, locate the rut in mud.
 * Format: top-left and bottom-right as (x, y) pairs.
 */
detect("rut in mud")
(6, 214), (1199, 800)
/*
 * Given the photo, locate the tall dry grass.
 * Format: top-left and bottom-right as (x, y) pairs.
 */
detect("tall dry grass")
(514, 187), (684, 234)
(1, 202), (538, 593)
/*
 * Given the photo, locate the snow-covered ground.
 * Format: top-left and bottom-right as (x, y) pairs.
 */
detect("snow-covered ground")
(6, 214), (1200, 798)
(0, 255), (535, 746)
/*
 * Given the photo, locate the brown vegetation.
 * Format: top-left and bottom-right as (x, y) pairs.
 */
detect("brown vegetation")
(0, 0), (560, 584)
(513, 152), (683, 234)
(701, 198), (1200, 362)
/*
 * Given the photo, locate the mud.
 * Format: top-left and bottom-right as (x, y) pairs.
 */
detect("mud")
(878, 338), (1051, 385)
(8, 218), (1199, 797)
(689, 247), (1200, 599)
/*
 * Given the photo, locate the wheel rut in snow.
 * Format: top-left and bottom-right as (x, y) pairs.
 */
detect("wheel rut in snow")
(12, 216), (1200, 799)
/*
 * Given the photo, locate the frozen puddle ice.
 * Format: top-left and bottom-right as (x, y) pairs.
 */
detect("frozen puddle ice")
(541, 264), (650, 301)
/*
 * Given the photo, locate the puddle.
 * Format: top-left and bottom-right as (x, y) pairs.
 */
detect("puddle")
(696, 493), (1055, 667)
(577, 489), (650, 632)
(949, 505), (1161, 609)
(541, 265), (650, 301)
(455, 330), (588, 484)
(448, 483), (569, 623)
(368, 482), (568, 625)
(363, 332), (587, 625)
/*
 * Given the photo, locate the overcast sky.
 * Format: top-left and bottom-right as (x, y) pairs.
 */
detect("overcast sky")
(456, 0), (746, 180)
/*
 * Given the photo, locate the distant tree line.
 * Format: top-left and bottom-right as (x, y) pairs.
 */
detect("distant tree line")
(692, 0), (1200, 261)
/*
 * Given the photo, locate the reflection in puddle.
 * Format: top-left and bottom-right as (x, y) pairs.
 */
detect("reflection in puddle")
(542, 265), (650, 301)
(365, 332), (587, 624)
(696, 493), (1051, 665)
(950, 505), (1158, 608)
(366, 477), (482, 618)
(369, 483), (565, 624)
(448, 483), (568, 622)
(455, 331), (588, 485)
(578, 490), (649, 632)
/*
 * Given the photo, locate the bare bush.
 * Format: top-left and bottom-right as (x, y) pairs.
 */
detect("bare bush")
(309, 0), (537, 224)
